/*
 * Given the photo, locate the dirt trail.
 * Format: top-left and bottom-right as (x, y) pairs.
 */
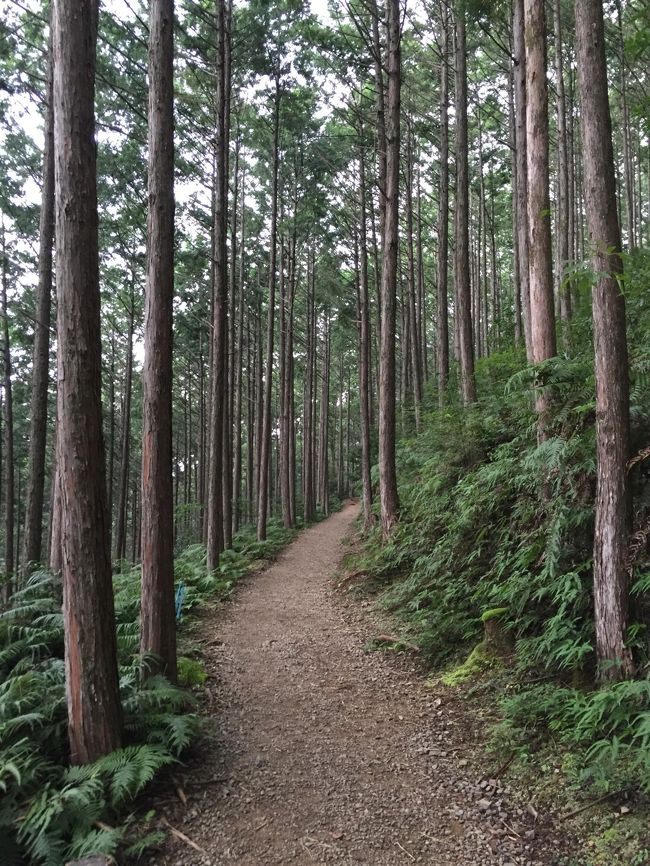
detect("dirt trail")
(153, 503), (558, 866)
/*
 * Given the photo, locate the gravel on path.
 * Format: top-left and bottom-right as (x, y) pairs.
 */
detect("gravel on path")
(150, 502), (565, 866)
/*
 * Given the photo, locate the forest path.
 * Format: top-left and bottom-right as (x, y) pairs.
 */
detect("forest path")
(153, 502), (554, 866)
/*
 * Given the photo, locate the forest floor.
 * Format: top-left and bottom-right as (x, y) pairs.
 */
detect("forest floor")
(145, 502), (571, 866)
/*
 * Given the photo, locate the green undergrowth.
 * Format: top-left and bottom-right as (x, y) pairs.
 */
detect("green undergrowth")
(352, 252), (650, 853)
(439, 641), (502, 686)
(0, 516), (299, 865)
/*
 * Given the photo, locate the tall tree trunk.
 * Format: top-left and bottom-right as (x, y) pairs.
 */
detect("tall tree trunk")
(222, 82), (236, 550)
(525, 0), (557, 436)
(554, 0), (571, 332)
(358, 145), (373, 529)
(232, 179), (245, 533)
(246, 313), (254, 523)
(279, 235), (291, 528)
(405, 121), (421, 429)
(140, 0), (176, 681)
(1, 232), (14, 601)
(576, 0), (634, 681)
(615, 0), (634, 250)
(23, 27), (54, 573)
(206, 0), (229, 570)
(437, 4), (450, 399)
(318, 316), (330, 516)
(378, 0), (401, 537)
(303, 253), (315, 523)
(454, 2), (477, 405)
(107, 333), (116, 540)
(114, 294), (134, 563)
(370, 0), (387, 255)
(53, 0), (122, 762)
(508, 60), (523, 347)
(49, 457), (62, 573)
(257, 75), (280, 541)
(416, 164), (427, 381)
(513, 0), (532, 358)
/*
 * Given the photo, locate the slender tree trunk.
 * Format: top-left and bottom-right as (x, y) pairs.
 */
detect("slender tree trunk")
(222, 113), (236, 549)
(416, 164), (427, 381)
(246, 312), (254, 523)
(576, 0), (634, 681)
(318, 316), (330, 515)
(107, 334), (116, 540)
(303, 253), (315, 523)
(513, 0), (532, 358)
(370, 0), (387, 252)
(378, 0), (401, 536)
(279, 234), (291, 528)
(140, 0), (176, 681)
(1, 233), (14, 601)
(232, 183), (245, 533)
(437, 5), (450, 399)
(115, 294), (134, 563)
(49, 457), (62, 573)
(508, 60), (523, 347)
(206, 0), (229, 570)
(257, 74), (280, 541)
(23, 27), (54, 573)
(454, 2), (477, 405)
(525, 0), (557, 437)
(554, 0), (571, 332)
(358, 145), (373, 529)
(405, 121), (421, 430)
(53, 0), (122, 762)
(615, 0), (634, 250)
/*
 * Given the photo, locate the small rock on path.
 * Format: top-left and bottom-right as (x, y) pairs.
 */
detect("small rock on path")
(150, 502), (561, 866)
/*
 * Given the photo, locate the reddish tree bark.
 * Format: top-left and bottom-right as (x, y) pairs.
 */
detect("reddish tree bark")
(378, 0), (401, 536)
(53, 0), (122, 762)
(454, 2), (476, 405)
(140, 0), (177, 681)
(436, 5), (450, 400)
(524, 0), (557, 437)
(575, 0), (634, 681)
(257, 74), (281, 541)
(23, 23), (54, 573)
(206, 0), (229, 569)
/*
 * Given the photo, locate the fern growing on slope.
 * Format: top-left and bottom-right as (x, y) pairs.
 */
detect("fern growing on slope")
(354, 252), (650, 795)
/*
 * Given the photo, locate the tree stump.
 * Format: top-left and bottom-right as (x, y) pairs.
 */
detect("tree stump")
(481, 608), (513, 655)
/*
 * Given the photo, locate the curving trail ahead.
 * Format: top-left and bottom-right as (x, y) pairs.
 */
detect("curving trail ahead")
(152, 502), (560, 866)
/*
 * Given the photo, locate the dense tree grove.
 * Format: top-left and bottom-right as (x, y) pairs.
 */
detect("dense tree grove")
(0, 0), (649, 859)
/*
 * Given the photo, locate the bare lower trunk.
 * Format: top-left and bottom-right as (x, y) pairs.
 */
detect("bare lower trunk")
(454, 3), (476, 405)
(378, 0), (401, 537)
(437, 6), (450, 399)
(554, 0), (571, 331)
(576, 0), (634, 681)
(114, 296), (134, 562)
(513, 0), (531, 359)
(23, 27), (54, 573)
(53, 0), (122, 762)
(525, 0), (557, 437)
(358, 145), (373, 529)
(1, 235), (14, 600)
(257, 75), (280, 542)
(206, 0), (229, 570)
(140, 0), (177, 681)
